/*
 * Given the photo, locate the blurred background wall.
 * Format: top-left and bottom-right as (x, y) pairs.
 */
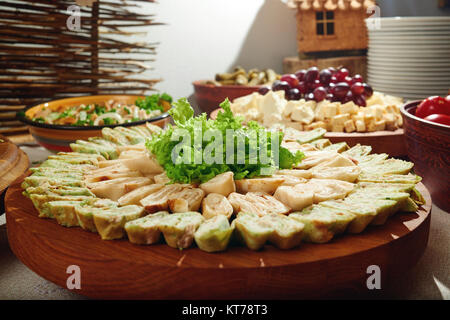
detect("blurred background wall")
(135, 0), (449, 99)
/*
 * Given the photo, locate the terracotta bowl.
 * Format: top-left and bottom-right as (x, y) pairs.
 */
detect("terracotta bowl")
(193, 80), (261, 114)
(401, 100), (450, 211)
(18, 95), (171, 152)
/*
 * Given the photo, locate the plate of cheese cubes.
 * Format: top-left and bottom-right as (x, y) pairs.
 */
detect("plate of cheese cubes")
(211, 90), (406, 156)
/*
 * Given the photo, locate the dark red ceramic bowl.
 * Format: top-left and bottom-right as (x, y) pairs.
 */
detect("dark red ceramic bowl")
(193, 80), (260, 115)
(401, 100), (450, 211)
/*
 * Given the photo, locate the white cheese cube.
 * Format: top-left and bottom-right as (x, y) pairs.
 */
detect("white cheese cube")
(260, 90), (286, 115)
(396, 114), (403, 127)
(263, 113), (283, 127)
(366, 92), (384, 106)
(374, 119), (386, 131)
(384, 104), (397, 114)
(364, 114), (375, 126)
(304, 121), (327, 131)
(344, 120), (356, 133)
(363, 107), (375, 118)
(283, 121), (304, 131)
(352, 111), (364, 122)
(233, 92), (257, 106)
(339, 101), (358, 115)
(291, 105), (315, 124)
(303, 100), (317, 111)
(323, 103), (338, 118)
(355, 119), (366, 132)
(366, 117), (380, 132)
(331, 113), (350, 126)
(369, 105), (384, 119)
(260, 91), (286, 126)
(274, 90), (285, 100)
(383, 113), (397, 131)
(331, 124), (344, 132)
(283, 100), (304, 118)
(314, 102), (326, 121)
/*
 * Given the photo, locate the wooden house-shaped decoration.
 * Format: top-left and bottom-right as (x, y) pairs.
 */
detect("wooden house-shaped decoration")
(286, 0), (376, 54)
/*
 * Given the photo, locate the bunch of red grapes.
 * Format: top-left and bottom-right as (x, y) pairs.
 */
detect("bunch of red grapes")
(258, 67), (374, 107)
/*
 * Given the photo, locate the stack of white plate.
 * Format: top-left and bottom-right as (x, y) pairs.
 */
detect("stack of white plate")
(366, 17), (450, 101)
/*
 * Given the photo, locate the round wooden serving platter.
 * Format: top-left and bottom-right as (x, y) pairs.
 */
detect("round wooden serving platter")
(0, 135), (29, 193)
(209, 108), (406, 157)
(5, 182), (431, 299)
(0, 135), (29, 213)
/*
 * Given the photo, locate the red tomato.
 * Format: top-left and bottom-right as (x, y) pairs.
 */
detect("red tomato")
(423, 113), (450, 126)
(415, 96), (450, 118)
(446, 95), (450, 104)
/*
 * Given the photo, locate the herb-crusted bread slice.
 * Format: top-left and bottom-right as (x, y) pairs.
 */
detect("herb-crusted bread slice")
(22, 175), (85, 189)
(93, 205), (146, 240)
(194, 215), (234, 252)
(360, 159), (414, 175)
(124, 211), (169, 245)
(101, 127), (130, 146)
(322, 142), (349, 153)
(342, 144), (372, 159)
(232, 212), (273, 250)
(320, 200), (378, 234)
(311, 166), (361, 182)
(228, 192), (291, 217)
(75, 198), (118, 232)
(24, 183), (94, 198)
(168, 188), (205, 213)
(118, 184), (165, 206)
(48, 154), (103, 166)
(289, 204), (356, 243)
(344, 197), (401, 226)
(29, 194), (93, 218)
(158, 212), (204, 249)
(260, 213), (304, 250)
(201, 193), (234, 220)
(45, 201), (81, 227)
(140, 184), (186, 213)
(357, 173), (422, 184)
(39, 159), (96, 171)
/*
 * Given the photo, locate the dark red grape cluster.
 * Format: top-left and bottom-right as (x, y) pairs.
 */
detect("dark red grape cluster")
(258, 67), (374, 107)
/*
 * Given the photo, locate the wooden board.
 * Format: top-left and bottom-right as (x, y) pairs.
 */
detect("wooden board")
(210, 108), (406, 156)
(324, 129), (405, 156)
(5, 182), (431, 299)
(0, 135), (29, 194)
(0, 126), (29, 134)
(4, 133), (36, 146)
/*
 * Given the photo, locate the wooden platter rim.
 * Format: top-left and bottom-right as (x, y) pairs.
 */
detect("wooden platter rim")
(5, 180), (431, 270)
(5, 179), (431, 299)
(0, 135), (29, 194)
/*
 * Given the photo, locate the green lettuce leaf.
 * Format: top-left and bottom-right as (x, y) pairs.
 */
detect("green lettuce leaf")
(146, 98), (303, 183)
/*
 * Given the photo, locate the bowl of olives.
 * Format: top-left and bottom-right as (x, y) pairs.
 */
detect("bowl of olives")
(193, 66), (281, 114)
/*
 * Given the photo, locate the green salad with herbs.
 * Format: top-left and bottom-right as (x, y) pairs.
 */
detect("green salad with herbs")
(25, 93), (172, 126)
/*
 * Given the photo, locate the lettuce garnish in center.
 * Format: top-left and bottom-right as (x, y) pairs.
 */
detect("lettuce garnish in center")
(146, 98), (304, 183)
